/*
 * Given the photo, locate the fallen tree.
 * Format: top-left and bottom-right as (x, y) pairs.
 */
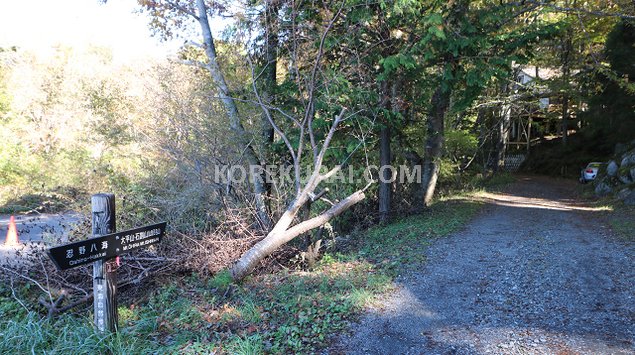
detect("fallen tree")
(228, 1), (376, 280)
(230, 109), (371, 279)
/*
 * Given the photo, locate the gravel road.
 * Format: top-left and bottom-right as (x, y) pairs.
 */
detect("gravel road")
(335, 176), (635, 354)
(0, 213), (81, 243)
(0, 213), (81, 263)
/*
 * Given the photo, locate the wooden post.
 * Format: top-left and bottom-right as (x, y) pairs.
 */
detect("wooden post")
(91, 193), (118, 333)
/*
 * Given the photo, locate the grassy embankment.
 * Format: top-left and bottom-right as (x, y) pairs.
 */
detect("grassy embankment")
(576, 180), (635, 241)
(606, 202), (635, 241)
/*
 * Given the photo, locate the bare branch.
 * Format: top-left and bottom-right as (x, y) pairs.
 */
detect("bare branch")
(179, 59), (210, 70)
(282, 189), (366, 241)
(9, 277), (29, 313)
(184, 40), (204, 49)
(0, 264), (52, 297)
(315, 108), (346, 170)
(230, 187), (367, 280)
(319, 165), (341, 183)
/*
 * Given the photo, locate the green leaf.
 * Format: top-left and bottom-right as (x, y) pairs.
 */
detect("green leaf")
(428, 25), (446, 40)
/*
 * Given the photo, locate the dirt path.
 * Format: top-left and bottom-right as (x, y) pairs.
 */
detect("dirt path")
(335, 176), (635, 354)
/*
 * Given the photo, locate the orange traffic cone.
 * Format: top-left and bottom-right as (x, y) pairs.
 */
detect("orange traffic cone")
(4, 215), (19, 246)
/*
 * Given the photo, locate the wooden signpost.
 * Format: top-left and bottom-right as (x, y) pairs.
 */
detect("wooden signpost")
(47, 193), (166, 333)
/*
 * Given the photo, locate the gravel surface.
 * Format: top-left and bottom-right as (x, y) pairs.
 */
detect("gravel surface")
(334, 176), (635, 354)
(0, 213), (81, 264)
(0, 213), (81, 243)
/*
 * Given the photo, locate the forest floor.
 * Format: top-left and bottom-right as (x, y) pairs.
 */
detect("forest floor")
(334, 175), (635, 354)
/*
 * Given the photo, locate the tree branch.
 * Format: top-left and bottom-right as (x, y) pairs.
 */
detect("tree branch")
(282, 189), (366, 242)
(179, 59), (210, 70)
(315, 108), (346, 171)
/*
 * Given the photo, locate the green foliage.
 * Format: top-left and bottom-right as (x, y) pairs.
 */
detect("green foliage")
(0, 61), (11, 116)
(580, 20), (635, 142)
(225, 334), (265, 355)
(0, 130), (97, 212)
(247, 263), (388, 352)
(445, 128), (477, 161)
(605, 21), (635, 79)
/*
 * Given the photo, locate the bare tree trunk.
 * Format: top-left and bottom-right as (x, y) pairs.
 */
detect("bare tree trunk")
(421, 87), (449, 207)
(229, 107), (368, 280)
(378, 81), (392, 222)
(196, 0), (271, 228)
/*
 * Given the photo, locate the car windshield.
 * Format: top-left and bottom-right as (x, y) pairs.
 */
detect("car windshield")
(587, 162), (602, 168)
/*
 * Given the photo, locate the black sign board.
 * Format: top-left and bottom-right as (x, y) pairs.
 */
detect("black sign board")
(48, 222), (167, 270)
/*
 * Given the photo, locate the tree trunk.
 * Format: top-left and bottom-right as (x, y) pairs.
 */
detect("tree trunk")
(196, 0), (271, 228)
(561, 25), (572, 146)
(379, 125), (391, 222)
(378, 81), (392, 222)
(475, 107), (488, 173)
(420, 1), (466, 206)
(260, 0), (279, 144)
(230, 187), (366, 280)
(421, 87), (449, 207)
(495, 102), (511, 172)
(494, 74), (513, 173)
(561, 93), (569, 145)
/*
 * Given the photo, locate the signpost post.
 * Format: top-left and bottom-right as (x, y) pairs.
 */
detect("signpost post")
(92, 193), (117, 333)
(47, 193), (166, 333)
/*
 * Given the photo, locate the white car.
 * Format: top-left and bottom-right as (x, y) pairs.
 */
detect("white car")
(580, 162), (602, 183)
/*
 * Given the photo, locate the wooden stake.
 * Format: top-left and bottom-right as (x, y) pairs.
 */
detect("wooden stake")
(91, 193), (118, 333)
